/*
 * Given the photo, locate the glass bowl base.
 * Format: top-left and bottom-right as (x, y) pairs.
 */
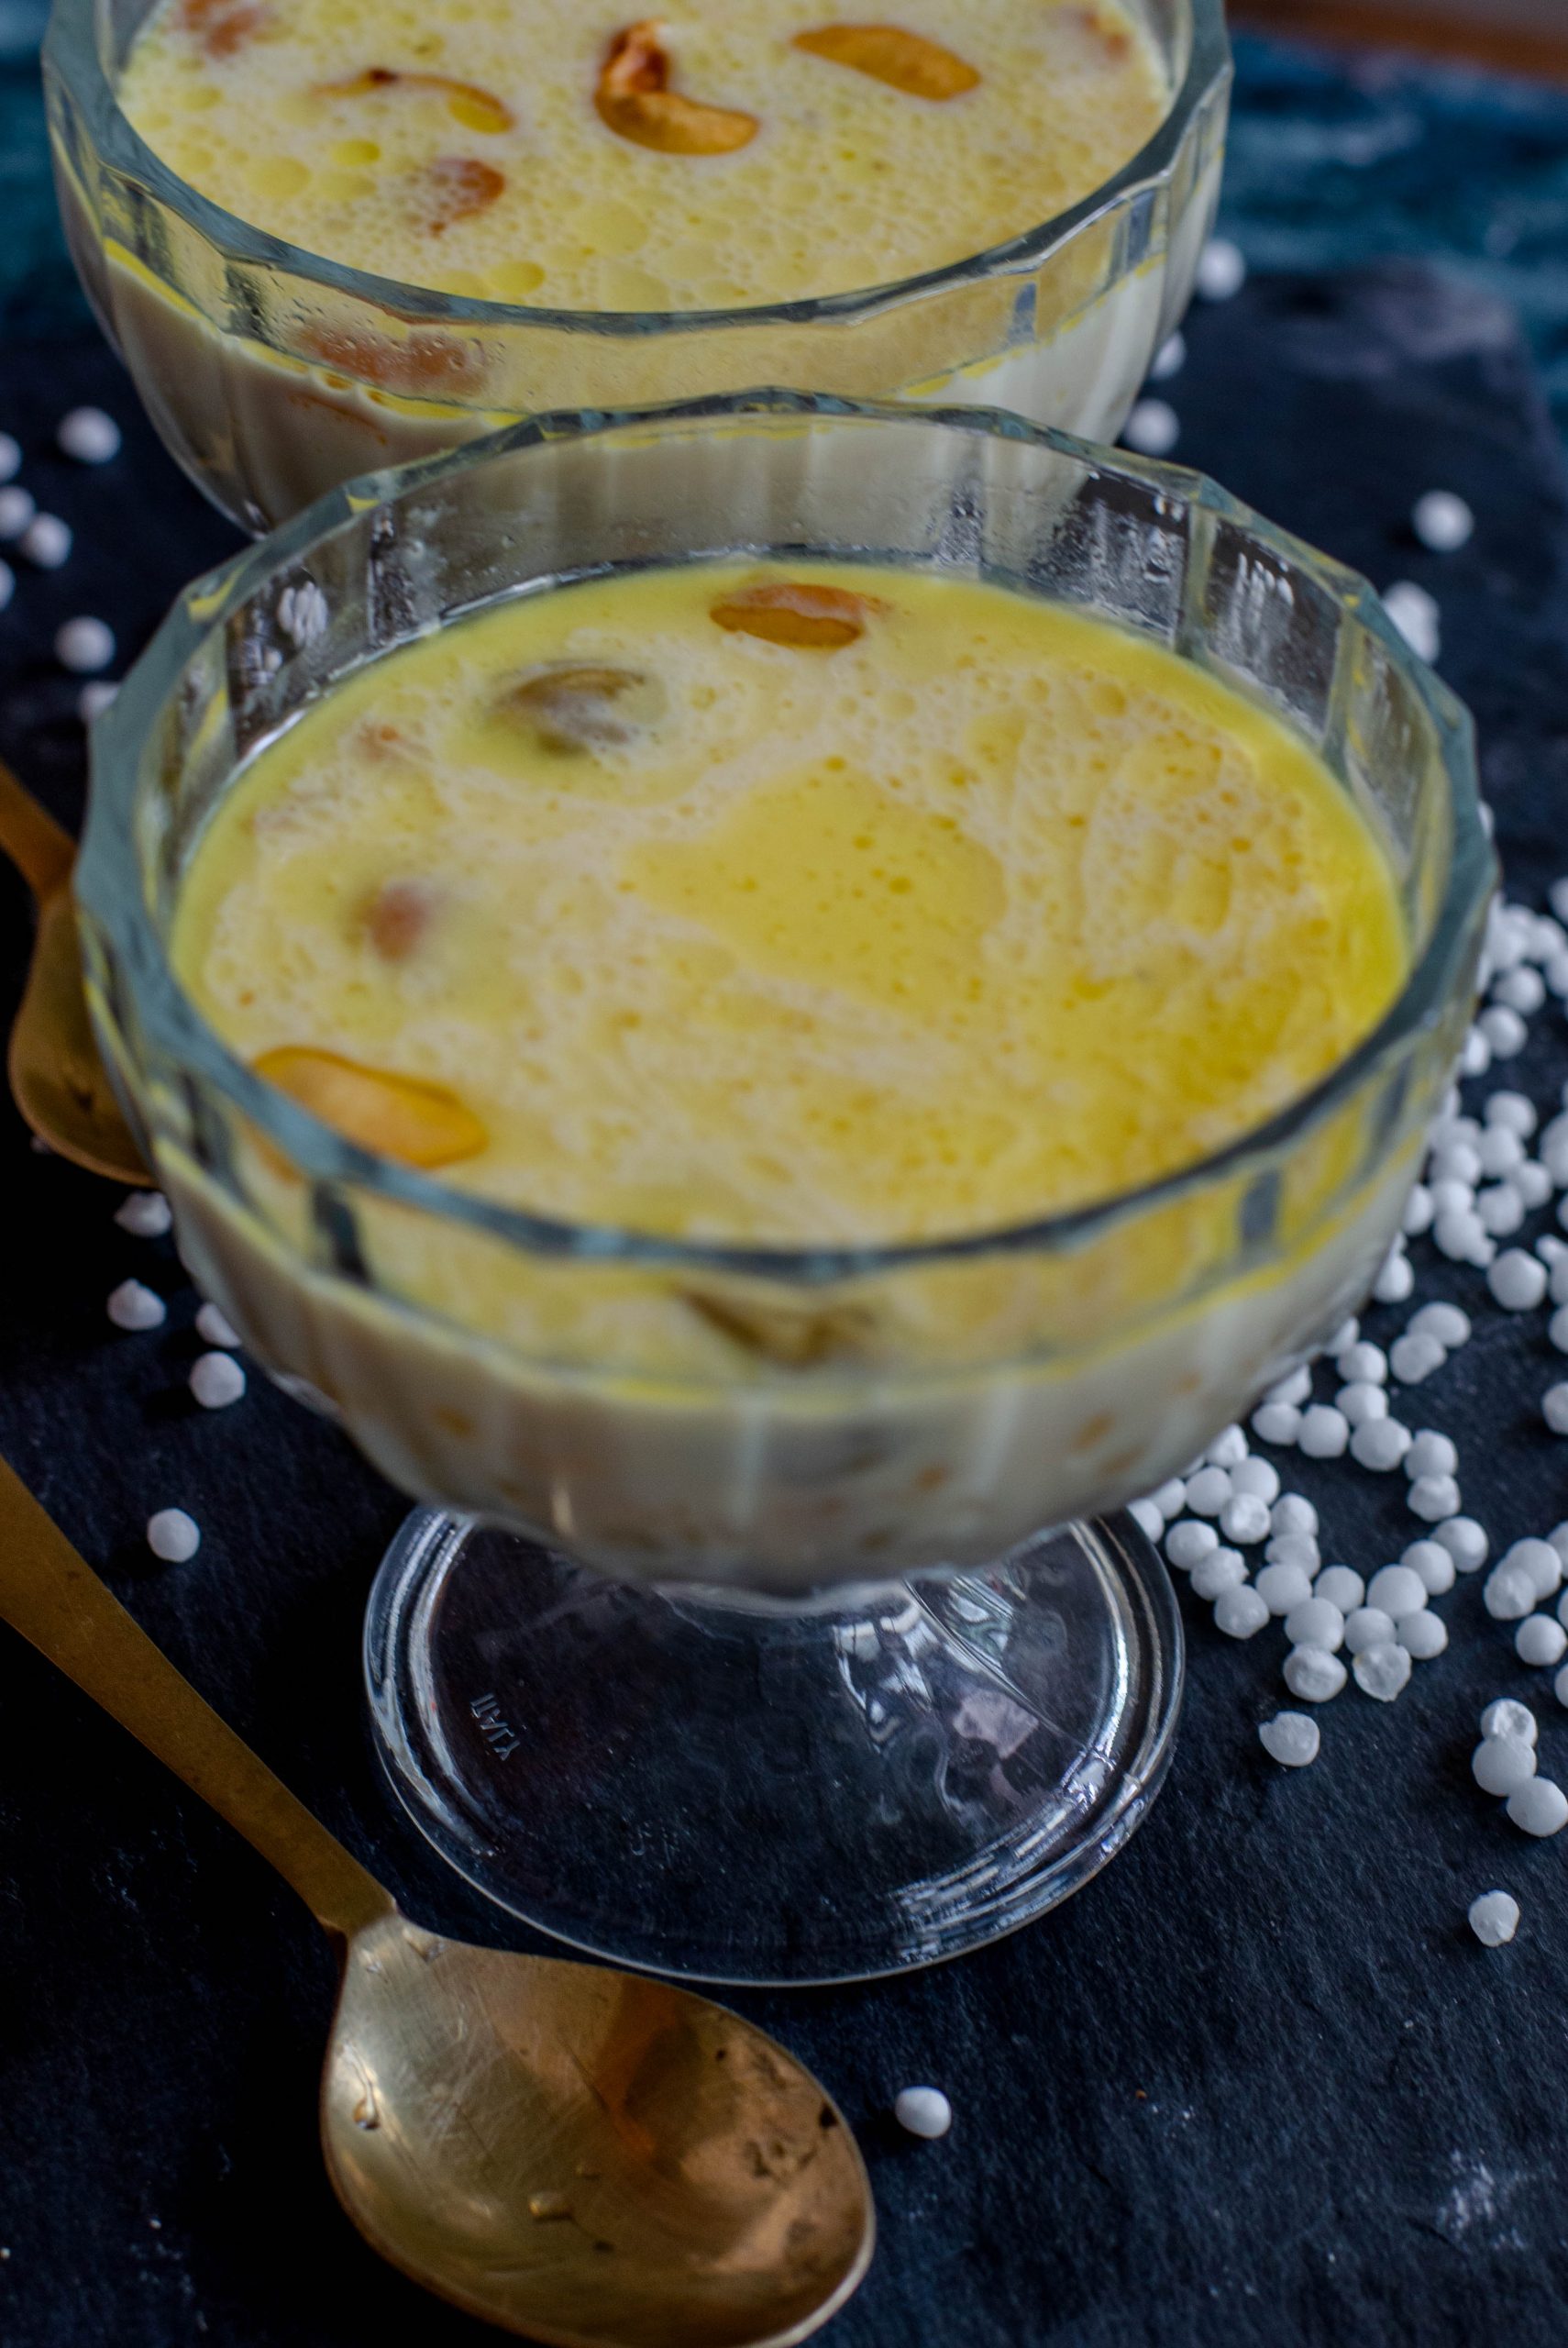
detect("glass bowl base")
(364, 1511), (1183, 1986)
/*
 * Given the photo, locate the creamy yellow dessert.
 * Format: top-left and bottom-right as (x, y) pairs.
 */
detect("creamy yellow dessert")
(120, 0), (1169, 310)
(172, 561), (1405, 1251)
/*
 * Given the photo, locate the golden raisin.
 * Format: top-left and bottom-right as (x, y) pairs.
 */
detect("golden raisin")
(255, 1047), (487, 1169)
(497, 664), (665, 753)
(315, 67), (515, 134)
(709, 581), (881, 650)
(595, 21), (758, 155)
(792, 24), (979, 99)
(684, 1290), (874, 1368)
(415, 156), (507, 234)
(182, 0), (270, 59)
(360, 880), (436, 960)
(300, 323), (485, 399)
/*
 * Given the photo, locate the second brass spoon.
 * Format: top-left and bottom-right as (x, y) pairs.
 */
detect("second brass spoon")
(0, 1456), (874, 2346)
(0, 757), (149, 1183)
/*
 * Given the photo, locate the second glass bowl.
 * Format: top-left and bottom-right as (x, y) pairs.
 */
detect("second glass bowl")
(46, 0), (1231, 531)
(75, 393), (1491, 1977)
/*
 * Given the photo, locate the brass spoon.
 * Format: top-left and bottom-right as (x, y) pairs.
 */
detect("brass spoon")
(0, 1456), (874, 2346)
(0, 758), (149, 1183)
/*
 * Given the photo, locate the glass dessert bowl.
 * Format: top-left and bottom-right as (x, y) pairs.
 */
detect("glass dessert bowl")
(77, 395), (1492, 1982)
(46, 0), (1230, 532)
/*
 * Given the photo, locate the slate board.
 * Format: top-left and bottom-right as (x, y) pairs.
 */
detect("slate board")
(5, 267), (1568, 2348)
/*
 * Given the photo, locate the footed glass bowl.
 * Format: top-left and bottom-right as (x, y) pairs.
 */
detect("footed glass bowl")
(77, 395), (1492, 1979)
(45, 0), (1230, 531)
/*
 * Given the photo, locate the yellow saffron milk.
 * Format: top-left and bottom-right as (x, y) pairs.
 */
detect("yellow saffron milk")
(171, 562), (1407, 1249)
(117, 0), (1170, 309)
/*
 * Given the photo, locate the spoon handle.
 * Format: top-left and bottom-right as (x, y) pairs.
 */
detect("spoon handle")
(0, 760), (75, 903)
(0, 1456), (394, 1942)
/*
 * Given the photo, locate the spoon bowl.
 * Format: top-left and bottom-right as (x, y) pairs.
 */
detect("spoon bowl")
(0, 1456), (874, 2345)
(326, 1916), (869, 2347)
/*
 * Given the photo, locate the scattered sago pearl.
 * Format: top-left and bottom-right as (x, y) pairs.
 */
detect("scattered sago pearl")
(1196, 236), (1246, 299)
(893, 2087), (952, 2141)
(1542, 1384), (1568, 1434)
(1434, 1516), (1488, 1571)
(1502, 1538), (1562, 1600)
(1284, 1645), (1346, 1702)
(1366, 1565), (1427, 1621)
(1402, 1539), (1455, 1597)
(1461, 1028), (1490, 1077)
(106, 1278), (165, 1332)
(1488, 1249), (1548, 1312)
(1122, 399), (1179, 457)
(1404, 1431), (1457, 1482)
(1272, 1493), (1319, 1538)
(1329, 1318), (1361, 1355)
(55, 615), (116, 673)
(1480, 1005), (1528, 1059)
(1259, 1711), (1320, 1767)
(1408, 1473), (1463, 1523)
(1266, 1534), (1320, 1573)
(1410, 1302), (1471, 1348)
(1494, 966), (1546, 1016)
(1315, 1565), (1364, 1612)
(1517, 1615), (1568, 1667)
(1190, 1548), (1247, 1600)
(1337, 1381), (1388, 1426)
(1256, 1561), (1314, 1615)
(1480, 1700), (1536, 1746)
(1264, 1368), (1312, 1409)
(1430, 1176), (1475, 1217)
(1165, 1520), (1219, 1570)
(1477, 1185), (1526, 1238)
(1130, 1498), (1164, 1541)
(1298, 1405), (1350, 1460)
(194, 1301), (241, 1350)
(1397, 1610), (1448, 1660)
(79, 680), (117, 723)
(1230, 1456), (1280, 1504)
(1150, 331), (1186, 381)
(1551, 1523), (1568, 1562)
(1403, 1183), (1435, 1236)
(1477, 1124), (1526, 1178)
(1344, 1606), (1397, 1655)
(1469, 1890), (1520, 1947)
(0, 484), (35, 537)
(1374, 1248), (1415, 1303)
(1185, 1466), (1233, 1517)
(1485, 1091), (1536, 1136)
(0, 430), (18, 483)
(1252, 1401), (1301, 1445)
(57, 404), (122, 463)
(1352, 1419), (1412, 1472)
(114, 1190), (171, 1237)
(1515, 1160), (1551, 1209)
(1390, 1332), (1446, 1385)
(1556, 1662), (1568, 1707)
(146, 1507), (200, 1564)
(1412, 489), (1474, 551)
(20, 513), (71, 569)
(1215, 1584), (1270, 1638)
(1507, 1778), (1568, 1837)
(1151, 1479), (1187, 1521)
(190, 1351), (246, 1410)
(1434, 1209), (1493, 1266)
(1206, 1424), (1249, 1468)
(1220, 1492), (1272, 1545)
(1485, 1565), (1538, 1621)
(1337, 1342), (1387, 1386)
(1474, 1735), (1537, 1796)
(1353, 1644), (1412, 1701)
(1285, 1597), (1344, 1652)
(1549, 1308), (1568, 1356)
(1383, 579), (1441, 661)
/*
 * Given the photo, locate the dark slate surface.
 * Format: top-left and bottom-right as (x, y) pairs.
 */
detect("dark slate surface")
(6, 269), (1568, 2346)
